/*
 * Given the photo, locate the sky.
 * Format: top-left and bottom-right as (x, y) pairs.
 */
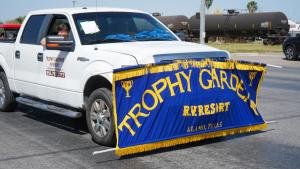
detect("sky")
(1, 0), (299, 22)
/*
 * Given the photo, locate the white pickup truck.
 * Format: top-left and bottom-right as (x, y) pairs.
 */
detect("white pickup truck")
(0, 7), (230, 146)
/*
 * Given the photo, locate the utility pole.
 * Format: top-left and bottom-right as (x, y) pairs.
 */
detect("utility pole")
(72, 0), (77, 7)
(200, 0), (206, 44)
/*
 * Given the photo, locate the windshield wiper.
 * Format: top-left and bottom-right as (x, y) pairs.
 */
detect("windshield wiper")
(137, 37), (174, 41)
(102, 38), (134, 43)
(139, 38), (174, 41)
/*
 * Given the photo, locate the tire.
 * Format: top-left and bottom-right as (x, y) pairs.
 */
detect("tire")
(86, 88), (116, 147)
(285, 45), (298, 60)
(269, 41), (275, 46)
(263, 40), (268, 45)
(0, 72), (17, 112)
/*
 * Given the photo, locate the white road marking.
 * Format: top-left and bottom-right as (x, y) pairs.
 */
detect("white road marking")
(266, 121), (278, 124)
(93, 148), (116, 156)
(267, 64), (283, 69)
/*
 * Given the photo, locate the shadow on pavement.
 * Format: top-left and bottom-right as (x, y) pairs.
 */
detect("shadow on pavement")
(114, 130), (270, 160)
(17, 104), (88, 135)
(0, 145), (99, 162)
(15, 105), (273, 164)
(282, 58), (300, 61)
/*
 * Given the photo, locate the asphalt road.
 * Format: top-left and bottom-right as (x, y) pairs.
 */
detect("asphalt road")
(0, 53), (300, 169)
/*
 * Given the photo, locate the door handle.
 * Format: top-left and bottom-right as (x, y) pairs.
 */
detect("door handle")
(37, 53), (43, 62)
(15, 50), (20, 59)
(77, 57), (89, 62)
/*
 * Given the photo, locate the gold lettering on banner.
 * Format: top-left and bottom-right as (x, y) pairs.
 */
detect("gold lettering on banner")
(118, 70), (193, 135)
(187, 122), (223, 133)
(199, 69), (212, 89)
(152, 79), (167, 103)
(118, 104), (150, 136)
(182, 102), (231, 117)
(118, 66), (263, 136)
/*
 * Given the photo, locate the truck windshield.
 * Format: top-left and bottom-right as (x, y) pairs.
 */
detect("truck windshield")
(73, 12), (178, 45)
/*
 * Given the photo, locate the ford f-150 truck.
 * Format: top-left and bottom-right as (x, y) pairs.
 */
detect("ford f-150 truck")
(0, 7), (230, 146)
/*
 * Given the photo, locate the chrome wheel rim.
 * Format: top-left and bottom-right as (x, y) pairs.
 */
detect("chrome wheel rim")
(286, 47), (294, 60)
(90, 99), (111, 138)
(0, 79), (5, 106)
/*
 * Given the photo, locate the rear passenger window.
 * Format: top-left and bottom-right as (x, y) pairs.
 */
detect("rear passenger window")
(20, 15), (46, 44)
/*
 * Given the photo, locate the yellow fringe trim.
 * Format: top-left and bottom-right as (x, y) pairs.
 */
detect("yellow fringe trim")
(116, 123), (267, 157)
(112, 75), (120, 148)
(114, 60), (266, 81)
(256, 68), (266, 105)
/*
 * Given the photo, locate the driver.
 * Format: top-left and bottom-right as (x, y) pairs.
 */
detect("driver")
(41, 23), (70, 46)
(56, 23), (70, 39)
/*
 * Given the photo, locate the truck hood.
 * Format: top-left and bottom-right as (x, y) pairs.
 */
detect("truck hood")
(98, 41), (229, 64)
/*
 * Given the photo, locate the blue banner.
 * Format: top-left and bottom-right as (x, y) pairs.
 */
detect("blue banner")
(113, 60), (267, 156)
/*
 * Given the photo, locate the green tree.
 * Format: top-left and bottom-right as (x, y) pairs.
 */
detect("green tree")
(205, 0), (213, 10)
(0, 21), (3, 24)
(247, 1), (258, 14)
(15, 16), (25, 24)
(6, 16), (25, 24)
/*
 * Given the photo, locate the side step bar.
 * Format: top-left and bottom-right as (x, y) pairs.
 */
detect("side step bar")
(16, 97), (82, 119)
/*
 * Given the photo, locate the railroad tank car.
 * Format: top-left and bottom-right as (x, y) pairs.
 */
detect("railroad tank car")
(156, 15), (189, 31)
(157, 12), (290, 44)
(190, 12), (289, 44)
(156, 15), (190, 40)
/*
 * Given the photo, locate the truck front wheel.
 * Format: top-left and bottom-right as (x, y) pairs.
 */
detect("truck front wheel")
(86, 88), (116, 147)
(0, 72), (17, 112)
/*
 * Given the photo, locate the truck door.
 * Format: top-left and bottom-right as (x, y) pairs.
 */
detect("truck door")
(296, 35), (300, 51)
(14, 15), (47, 97)
(38, 14), (87, 108)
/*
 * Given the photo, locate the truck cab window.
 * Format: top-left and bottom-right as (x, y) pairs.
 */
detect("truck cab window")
(46, 16), (73, 39)
(39, 15), (74, 46)
(20, 15), (46, 44)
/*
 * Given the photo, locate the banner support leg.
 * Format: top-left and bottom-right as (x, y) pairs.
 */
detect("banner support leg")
(93, 148), (116, 156)
(266, 121), (277, 124)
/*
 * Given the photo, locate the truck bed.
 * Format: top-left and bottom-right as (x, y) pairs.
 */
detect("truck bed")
(0, 41), (15, 81)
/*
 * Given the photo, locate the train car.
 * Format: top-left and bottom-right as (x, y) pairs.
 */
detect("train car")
(156, 12), (290, 45)
(191, 12), (289, 44)
(156, 15), (190, 40)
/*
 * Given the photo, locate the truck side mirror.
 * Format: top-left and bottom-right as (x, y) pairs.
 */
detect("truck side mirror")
(46, 36), (74, 52)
